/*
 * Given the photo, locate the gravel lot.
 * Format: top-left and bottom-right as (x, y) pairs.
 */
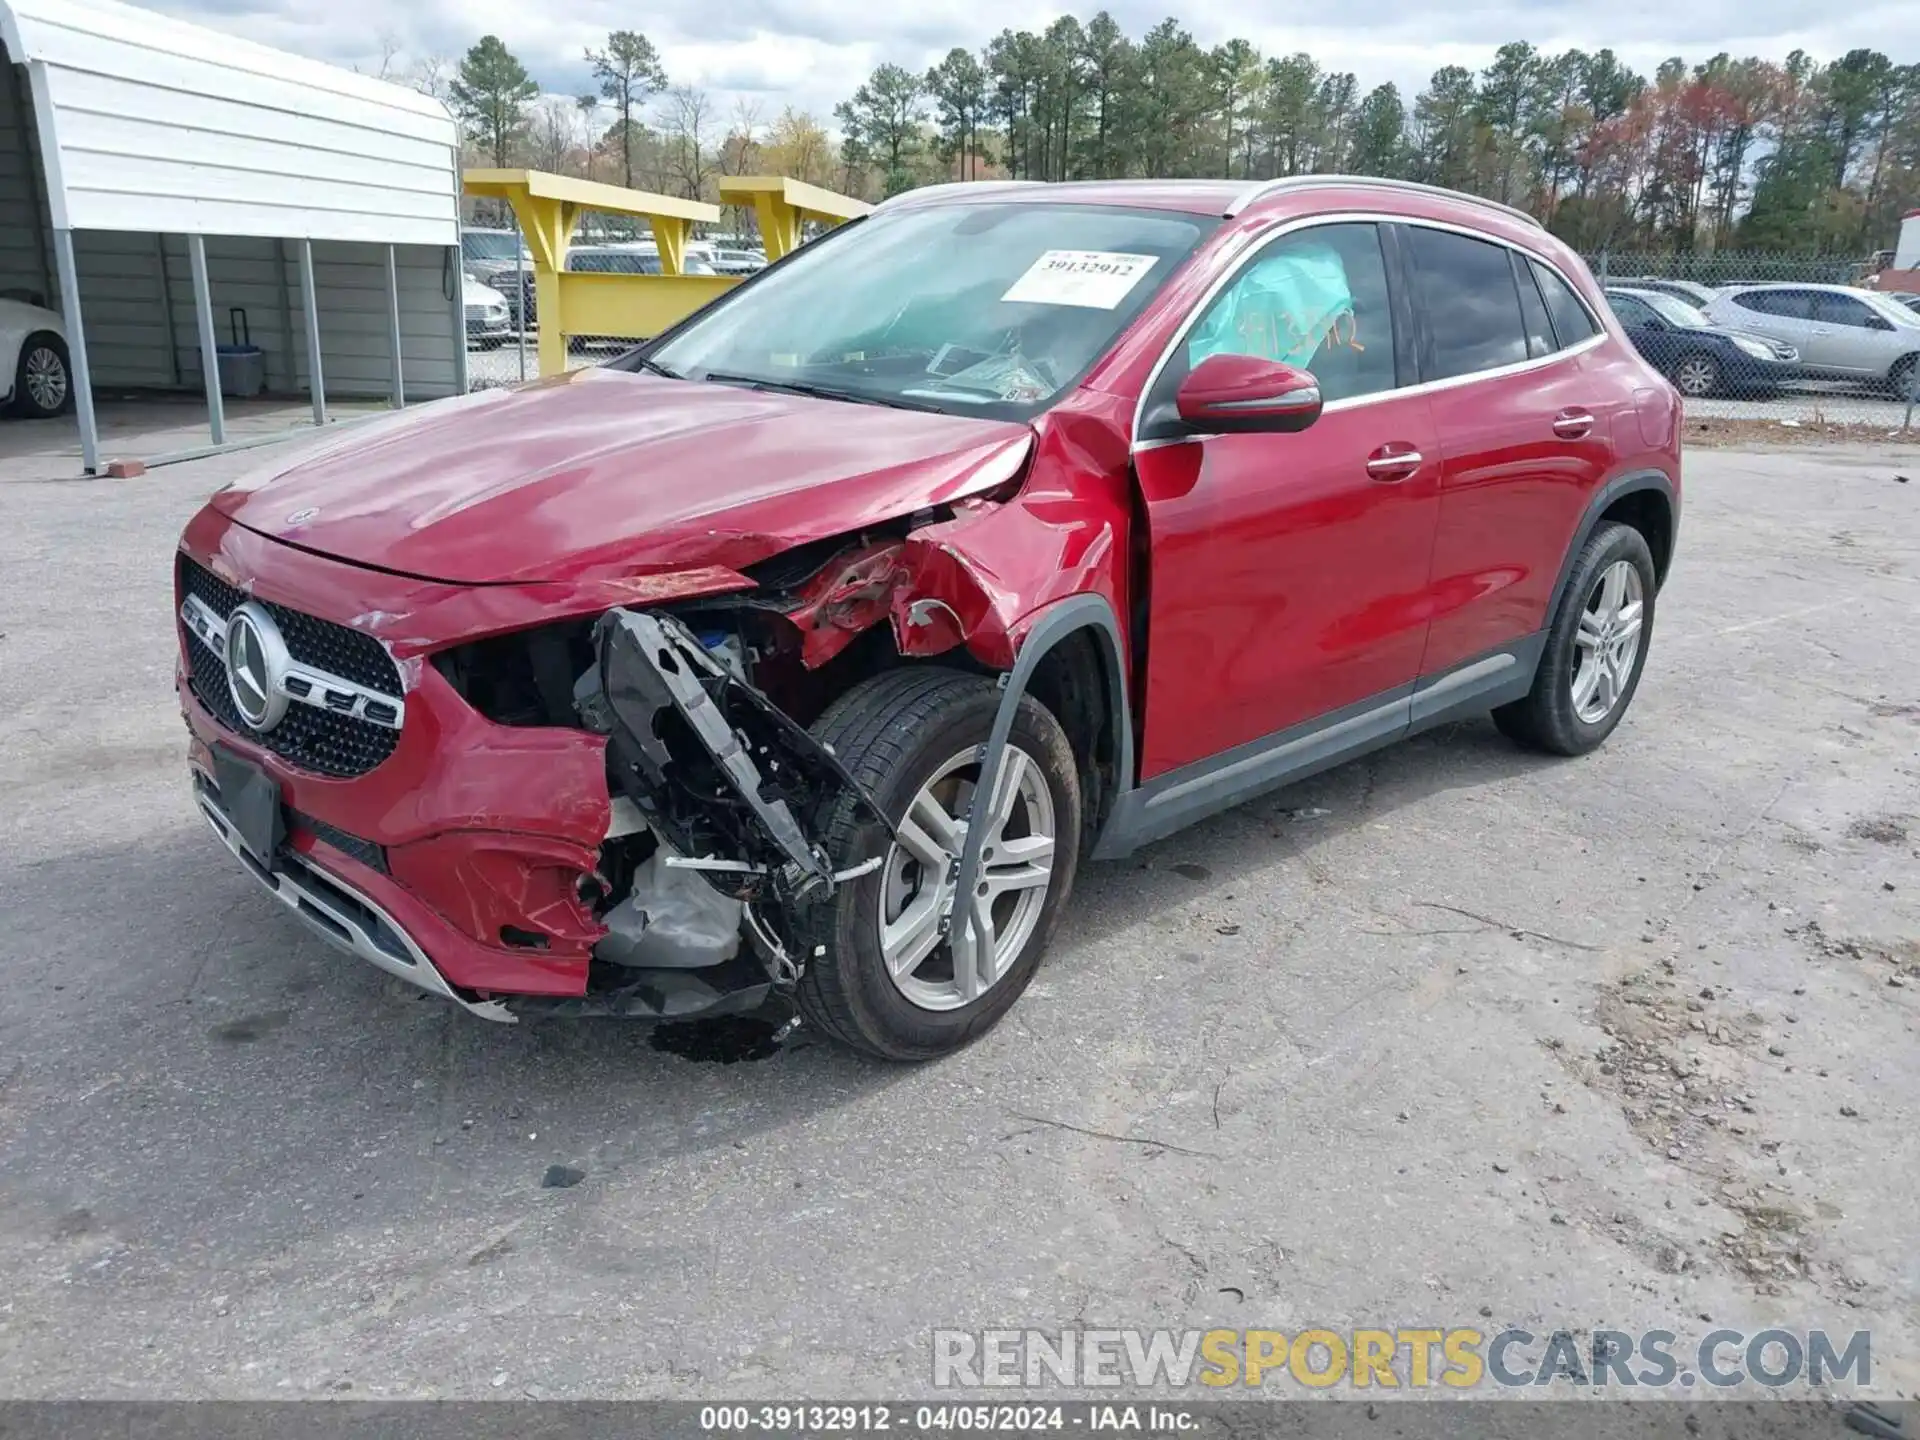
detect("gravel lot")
(0, 441), (1916, 1403)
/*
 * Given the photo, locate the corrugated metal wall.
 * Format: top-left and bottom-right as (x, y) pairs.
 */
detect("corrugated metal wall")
(2, 59), (459, 401)
(8, 0), (459, 246)
(0, 61), (52, 305)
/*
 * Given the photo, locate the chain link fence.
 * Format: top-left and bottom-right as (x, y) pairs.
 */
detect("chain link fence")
(460, 235), (1920, 439)
(460, 214), (768, 391)
(1585, 250), (1920, 436)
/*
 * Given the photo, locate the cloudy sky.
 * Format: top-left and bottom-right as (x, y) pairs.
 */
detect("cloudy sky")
(148, 0), (1919, 125)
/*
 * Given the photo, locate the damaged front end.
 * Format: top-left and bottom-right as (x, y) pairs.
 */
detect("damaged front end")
(514, 608), (892, 1021)
(449, 440), (1116, 1025)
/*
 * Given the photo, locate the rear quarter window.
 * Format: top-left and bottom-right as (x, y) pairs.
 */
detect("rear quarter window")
(1531, 262), (1598, 347)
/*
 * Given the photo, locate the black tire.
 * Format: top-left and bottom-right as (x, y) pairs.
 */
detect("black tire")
(12, 332), (73, 418)
(1493, 521), (1658, 757)
(795, 667), (1081, 1061)
(1890, 354), (1918, 401)
(1671, 352), (1721, 398)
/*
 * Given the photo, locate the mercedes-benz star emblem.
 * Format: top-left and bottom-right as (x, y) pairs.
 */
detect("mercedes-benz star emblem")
(284, 507), (320, 526)
(224, 603), (292, 732)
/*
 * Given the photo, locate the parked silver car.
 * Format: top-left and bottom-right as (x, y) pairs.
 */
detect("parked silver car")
(1612, 276), (1721, 309)
(1703, 283), (1920, 395)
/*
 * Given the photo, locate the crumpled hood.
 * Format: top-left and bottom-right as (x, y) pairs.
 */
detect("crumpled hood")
(211, 368), (1034, 584)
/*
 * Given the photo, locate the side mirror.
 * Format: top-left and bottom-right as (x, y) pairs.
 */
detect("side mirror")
(1866, 314), (1894, 332)
(1175, 354), (1324, 435)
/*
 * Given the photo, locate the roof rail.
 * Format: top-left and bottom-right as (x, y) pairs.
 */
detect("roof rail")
(1226, 175), (1543, 229)
(873, 180), (1044, 211)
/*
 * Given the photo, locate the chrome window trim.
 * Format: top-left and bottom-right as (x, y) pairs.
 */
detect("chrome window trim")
(1129, 210), (1607, 452)
(180, 592), (407, 731)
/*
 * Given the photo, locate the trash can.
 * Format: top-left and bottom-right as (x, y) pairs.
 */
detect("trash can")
(215, 308), (265, 398)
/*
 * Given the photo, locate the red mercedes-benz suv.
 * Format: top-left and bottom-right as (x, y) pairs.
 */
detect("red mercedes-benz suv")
(176, 176), (1680, 1059)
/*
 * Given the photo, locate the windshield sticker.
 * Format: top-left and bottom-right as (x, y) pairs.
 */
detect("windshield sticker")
(1001, 250), (1159, 310)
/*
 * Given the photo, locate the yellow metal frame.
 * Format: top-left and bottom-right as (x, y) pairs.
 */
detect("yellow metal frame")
(462, 169), (872, 376)
(464, 168), (726, 375)
(716, 176), (873, 261)
(557, 271), (740, 340)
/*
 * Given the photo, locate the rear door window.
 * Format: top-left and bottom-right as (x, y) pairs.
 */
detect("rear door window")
(1405, 227), (1530, 380)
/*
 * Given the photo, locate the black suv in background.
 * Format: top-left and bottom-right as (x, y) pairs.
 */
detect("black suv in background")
(1604, 286), (1799, 398)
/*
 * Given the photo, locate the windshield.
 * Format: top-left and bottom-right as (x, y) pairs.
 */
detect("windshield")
(647, 203), (1214, 418)
(463, 232), (523, 262)
(1864, 290), (1920, 327)
(1640, 292), (1710, 328)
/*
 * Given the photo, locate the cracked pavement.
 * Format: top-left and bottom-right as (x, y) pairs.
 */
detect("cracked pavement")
(0, 442), (1915, 1400)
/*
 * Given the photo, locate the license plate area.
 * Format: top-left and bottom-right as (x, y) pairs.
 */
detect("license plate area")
(209, 744), (285, 868)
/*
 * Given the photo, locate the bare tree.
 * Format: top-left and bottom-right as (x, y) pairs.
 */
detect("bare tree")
(576, 94), (602, 181)
(529, 96), (580, 173)
(372, 29), (403, 81)
(658, 85), (716, 199)
(719, 98), (766, 173)
(408, 53), (452, 103)
(715, 99), (765, 234)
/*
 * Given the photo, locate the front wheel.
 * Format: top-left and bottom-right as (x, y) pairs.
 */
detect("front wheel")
(795, 668), (1081, 1061)
(1890, 354), (1918, 400)
(1494, 522), (1657, 756)
(13, 332), (73, 418)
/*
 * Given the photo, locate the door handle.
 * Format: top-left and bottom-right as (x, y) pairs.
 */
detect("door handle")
(1365, 445), (1422, 482)
(1552, 409), (1595, 439)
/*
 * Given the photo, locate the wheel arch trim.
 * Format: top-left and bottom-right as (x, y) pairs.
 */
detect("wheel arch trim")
(1548, 467), (1678, 617)
(948, 593), (1134, 963)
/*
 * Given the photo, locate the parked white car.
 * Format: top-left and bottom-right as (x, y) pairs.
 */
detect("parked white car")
(462, 274), (511, 349)
(1, 295), (73, 418)
(1703, 283), (1920, 395)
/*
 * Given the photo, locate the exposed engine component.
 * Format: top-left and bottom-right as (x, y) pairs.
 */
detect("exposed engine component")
(595, 850), (745, 969)
(593, 610), (893, 928)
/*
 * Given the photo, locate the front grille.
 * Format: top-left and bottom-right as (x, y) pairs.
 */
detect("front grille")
(292, 811), (388, 874)
(177, 554), (404, 778)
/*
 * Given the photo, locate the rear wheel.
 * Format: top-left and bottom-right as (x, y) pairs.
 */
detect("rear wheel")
(1494, 522), (1657, 757)
(795, 668), (1081, 1061)
(13, 333), (72, 418)
(1672, 353), (1721, 398)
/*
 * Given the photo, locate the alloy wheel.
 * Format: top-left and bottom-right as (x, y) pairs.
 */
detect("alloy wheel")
(23, 345), (67, 412)
(1571, 560), (1645, 724)
(878, 744), (1056, 1012)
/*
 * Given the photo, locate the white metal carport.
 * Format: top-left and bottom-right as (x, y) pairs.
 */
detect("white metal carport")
(0, 0), (465, 474)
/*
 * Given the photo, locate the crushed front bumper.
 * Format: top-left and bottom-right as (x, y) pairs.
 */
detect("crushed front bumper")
(193, 771), (514, 1021)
